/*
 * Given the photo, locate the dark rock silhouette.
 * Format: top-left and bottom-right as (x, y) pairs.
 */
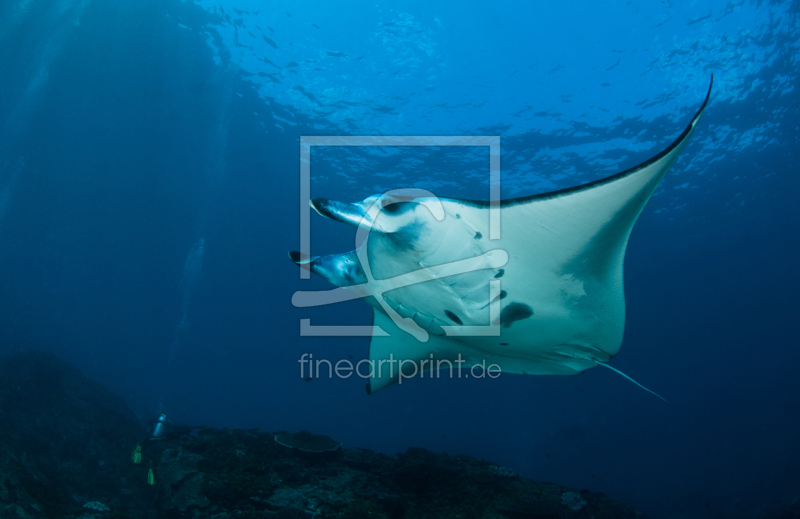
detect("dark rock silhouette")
(0, 352), (155, 518)
(0, 352), (658, 518)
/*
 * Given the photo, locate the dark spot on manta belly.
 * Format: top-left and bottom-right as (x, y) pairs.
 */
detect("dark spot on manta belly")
(455, 213), (461, 219)
(499, 302), (533, 328)
(474, 232), (482, 240)
(494, 269), (505, 278)
(444, 310), (463, 325)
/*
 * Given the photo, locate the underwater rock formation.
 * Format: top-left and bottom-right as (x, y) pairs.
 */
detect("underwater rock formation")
(147, 431), (642, 519)
(0, 352), (156, 518)
(0, 352), (653, 518)
(274, 430), (342, 452)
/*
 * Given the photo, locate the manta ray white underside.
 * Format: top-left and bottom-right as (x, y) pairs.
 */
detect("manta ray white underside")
(291, 78), (712, 397)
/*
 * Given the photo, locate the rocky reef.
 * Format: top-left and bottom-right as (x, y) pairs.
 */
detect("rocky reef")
(0, 352), (653, 518)
(0, 352), (155, 518)
(147, 428), (643, 519)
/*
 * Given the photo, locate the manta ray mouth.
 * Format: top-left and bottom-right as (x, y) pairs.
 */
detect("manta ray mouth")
(290, 198), (367, 275)
(310, 198), (372, 229)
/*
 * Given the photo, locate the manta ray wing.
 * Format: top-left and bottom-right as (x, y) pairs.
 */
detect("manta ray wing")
(292, 77), (712, 395)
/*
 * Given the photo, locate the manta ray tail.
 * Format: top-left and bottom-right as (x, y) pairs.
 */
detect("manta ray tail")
(594, 361), (668, 403)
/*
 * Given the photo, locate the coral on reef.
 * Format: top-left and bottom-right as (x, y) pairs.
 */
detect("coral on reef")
(488, 465), (518, 478)
(561, 491), (587, 511)
(274, 430), (342, 453)
(82, 501), (109, 511)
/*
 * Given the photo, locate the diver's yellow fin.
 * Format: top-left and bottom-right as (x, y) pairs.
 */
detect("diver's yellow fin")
(131, 444), (142, 464)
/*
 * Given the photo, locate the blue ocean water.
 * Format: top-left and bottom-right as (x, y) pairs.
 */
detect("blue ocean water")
(1, 0), (798, 517)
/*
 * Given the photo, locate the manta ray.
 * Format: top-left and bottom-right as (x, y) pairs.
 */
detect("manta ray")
(291, 78), (712, 397)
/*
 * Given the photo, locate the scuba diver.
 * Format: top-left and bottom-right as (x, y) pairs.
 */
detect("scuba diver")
(131, 413), (169, 485)
(131, 413), (204, 485)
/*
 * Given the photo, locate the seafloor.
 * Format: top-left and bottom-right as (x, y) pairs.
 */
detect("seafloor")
(0, 352), (795, 519)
